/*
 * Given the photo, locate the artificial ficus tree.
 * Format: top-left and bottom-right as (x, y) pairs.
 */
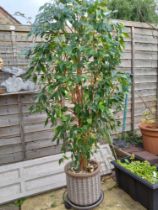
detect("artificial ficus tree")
(26, 0), (129, 171)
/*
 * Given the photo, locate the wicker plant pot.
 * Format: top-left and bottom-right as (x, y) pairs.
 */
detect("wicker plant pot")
(65, 160), (101, 206)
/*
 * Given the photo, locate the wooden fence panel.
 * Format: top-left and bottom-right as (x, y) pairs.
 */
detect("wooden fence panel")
(0, 20), (157, 165)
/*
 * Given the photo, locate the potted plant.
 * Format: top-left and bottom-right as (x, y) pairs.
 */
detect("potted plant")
(112, 156), (158, 210)
(139, 96), (158, 155)
(25, 0), (129, 208)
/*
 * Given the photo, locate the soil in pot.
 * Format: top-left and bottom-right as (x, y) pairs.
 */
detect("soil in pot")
(68, 160), (98, 174)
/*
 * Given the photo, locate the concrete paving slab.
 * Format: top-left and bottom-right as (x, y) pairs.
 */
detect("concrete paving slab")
(21, 177), (146, 210)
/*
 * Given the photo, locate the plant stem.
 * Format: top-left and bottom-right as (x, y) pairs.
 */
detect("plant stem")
(80, 155), (88, 171)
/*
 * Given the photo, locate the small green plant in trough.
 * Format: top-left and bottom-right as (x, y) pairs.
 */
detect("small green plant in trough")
(117, 157), (158, 184)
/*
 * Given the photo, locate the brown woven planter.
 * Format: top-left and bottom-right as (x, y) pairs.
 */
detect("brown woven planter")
(65, 160), (101, 206)
(139, 123), (158, 155)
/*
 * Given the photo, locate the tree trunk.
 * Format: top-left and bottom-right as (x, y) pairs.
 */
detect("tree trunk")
(80, 156), (88, 171)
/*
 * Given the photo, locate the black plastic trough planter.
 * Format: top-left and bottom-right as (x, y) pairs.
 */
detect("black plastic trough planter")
(112, 159), (158, 210)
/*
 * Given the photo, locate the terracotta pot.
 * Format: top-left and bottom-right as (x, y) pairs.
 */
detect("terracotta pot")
(139, 123), (158, 155)
(64, 160), (101, 206)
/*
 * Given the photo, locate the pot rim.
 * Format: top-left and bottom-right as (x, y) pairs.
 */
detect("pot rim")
(64, 160), (100, 178)
(139, 123), (158, 132)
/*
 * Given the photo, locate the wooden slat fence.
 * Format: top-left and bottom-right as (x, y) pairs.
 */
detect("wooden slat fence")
(0, 20), (158, 165)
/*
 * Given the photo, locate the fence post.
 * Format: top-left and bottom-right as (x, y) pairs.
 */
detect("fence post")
(10, 25), (18, 66)
(18, 94), (26, 160)
(156, 29), (158, 122)
(131, 26), (135, 132)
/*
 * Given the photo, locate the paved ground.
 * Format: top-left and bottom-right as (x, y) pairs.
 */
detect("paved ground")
(19, 176), (146, 210)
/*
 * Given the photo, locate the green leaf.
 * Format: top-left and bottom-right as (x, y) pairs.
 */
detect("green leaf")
(87, 118), (92, 124)
(98, 101), (105, 112)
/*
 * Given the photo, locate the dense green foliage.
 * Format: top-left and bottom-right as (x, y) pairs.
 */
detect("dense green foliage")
(108, 0), (158, 23)
(117, 158), (158, 184)
(26, 0), (129, 171)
